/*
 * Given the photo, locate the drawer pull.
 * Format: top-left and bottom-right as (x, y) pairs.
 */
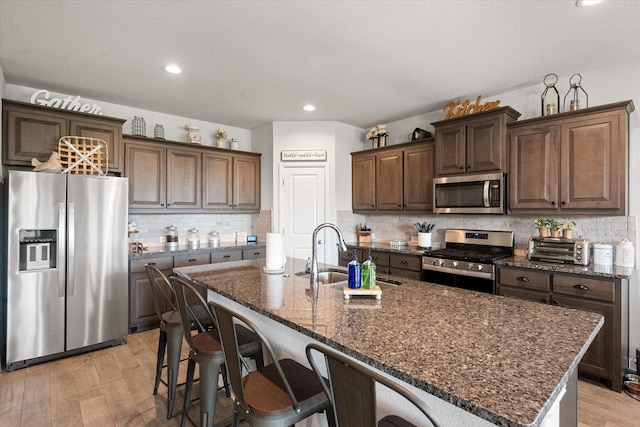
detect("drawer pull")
(253, 252), (261, 255)
(552, 300), (560, 306)
(401, 260), (408, 264)
(573, 284), (590, 291)
(542, 298), (549, 303)
(188, 258), (197, 262)
(147, 262), (157, 266)
(223, 255), (231, 259)
(516, 276), (530, 282)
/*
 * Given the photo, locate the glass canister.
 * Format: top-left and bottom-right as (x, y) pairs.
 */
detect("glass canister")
(208, 231), (220, 248)
(164, 225), (179, 250)
(132, 116), (146, 136)
(187, 228), (200, 249)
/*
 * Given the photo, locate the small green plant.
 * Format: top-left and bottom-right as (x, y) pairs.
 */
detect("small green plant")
(559, 219), (577, 230)
(548, 217), (560, 229)
(533, 217), (549, 228)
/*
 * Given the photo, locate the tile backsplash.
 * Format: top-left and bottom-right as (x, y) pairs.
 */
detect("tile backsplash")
(337, 210), (637, 257)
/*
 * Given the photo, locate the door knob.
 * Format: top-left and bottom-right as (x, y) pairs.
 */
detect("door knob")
(317, 240), (323, 245)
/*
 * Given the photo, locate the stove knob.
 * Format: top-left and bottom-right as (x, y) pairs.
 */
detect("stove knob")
(452, 261), (459, 267)
(467, 263), (474, 270)
(438, 259), (445, 266)
(477, 264), (484, 271)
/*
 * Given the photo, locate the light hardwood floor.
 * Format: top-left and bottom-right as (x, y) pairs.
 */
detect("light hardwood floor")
(1, 328), (638, 426)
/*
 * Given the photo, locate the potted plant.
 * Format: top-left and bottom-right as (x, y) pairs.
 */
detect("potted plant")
(534, 217), (550, 237)
(548, 217), (561, 237)
(559, 219), (578, 239)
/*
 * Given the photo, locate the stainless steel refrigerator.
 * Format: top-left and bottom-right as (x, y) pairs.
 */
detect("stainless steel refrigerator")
(3, 170), (128, 370)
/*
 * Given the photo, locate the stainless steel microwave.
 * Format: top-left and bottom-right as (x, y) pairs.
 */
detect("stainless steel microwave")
(433, 172), (506, 214)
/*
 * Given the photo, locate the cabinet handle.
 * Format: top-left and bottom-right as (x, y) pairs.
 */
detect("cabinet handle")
(147, 262), (157, 266)
(160, 203), (164, 207)
(223, 255), (231, 259)
(401, 260), (408, 264)
(516, 276), (530, 282)
(552, 300), (560, 306)
(371, 204), (375, 207)
(229, 204), (233, 207)
(551, 201), (556, 206)
(561, 201), (566, 206)
(573, 284), (589, 291)
(253, 252), (261, 255)
(467, 165), (471, 169)
(459, 166), (464, 169)
(188, 258), (197, 263)
(542, 298), (549, 303)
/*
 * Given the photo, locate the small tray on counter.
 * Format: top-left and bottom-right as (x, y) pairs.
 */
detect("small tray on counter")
(343, 286), (382, 300)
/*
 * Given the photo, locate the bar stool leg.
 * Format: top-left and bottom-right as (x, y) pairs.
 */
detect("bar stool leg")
(165, 324), (184, 419)
(181, 358), (196, 427)
(199, 357), (223, 427)
(154, 329), (167, 395)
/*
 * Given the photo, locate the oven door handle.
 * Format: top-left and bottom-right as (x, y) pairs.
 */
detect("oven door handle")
(422, 264), (493, 280)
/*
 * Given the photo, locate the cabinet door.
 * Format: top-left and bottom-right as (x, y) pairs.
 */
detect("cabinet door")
(129, 256), (173, 333)
(552, 295), (616, 385)
(466, 115), (505, 173)
(125, 142), (166, 209)
(166, 148), (201, 209)
(3, 105), (67, 164)
(434, 122), (465, 176)
(376, 149), (404, 211)
(509, 125), (560, 211)
(403, 143), (434, 212)
(352, 153), (376, 211)
(233, 154), (261, 211)
(69, 118), (123, 173)
(559, 112), (624, 213)
(203, 152), (233, 211)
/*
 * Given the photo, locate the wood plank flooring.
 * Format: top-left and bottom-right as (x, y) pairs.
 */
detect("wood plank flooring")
(1, 328), (639, 426)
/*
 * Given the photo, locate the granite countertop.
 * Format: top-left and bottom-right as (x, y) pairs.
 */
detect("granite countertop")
(128, 242), (266, 259)
(174, 257), (603, 427)
(345, 241), (428, 256)
(496, 255), (634, 279)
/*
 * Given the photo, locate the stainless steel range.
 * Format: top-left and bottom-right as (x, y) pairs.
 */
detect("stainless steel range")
(422, 229), (514, 294)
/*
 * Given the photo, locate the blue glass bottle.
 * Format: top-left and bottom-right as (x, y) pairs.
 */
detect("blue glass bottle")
(347, 250), (361, 289)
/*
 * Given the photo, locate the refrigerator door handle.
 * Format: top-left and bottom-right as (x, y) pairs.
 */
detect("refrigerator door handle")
(68, 202), (76, 297)
(58, 202), (66, 298)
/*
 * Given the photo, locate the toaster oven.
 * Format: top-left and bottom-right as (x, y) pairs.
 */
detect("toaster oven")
(527, 237), (590, 265)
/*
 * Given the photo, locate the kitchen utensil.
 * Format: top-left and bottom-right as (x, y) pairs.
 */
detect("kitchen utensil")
(413, 223), (422, 233)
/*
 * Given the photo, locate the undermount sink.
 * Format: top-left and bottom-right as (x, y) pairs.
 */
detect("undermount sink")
(295, 268), (402, 287)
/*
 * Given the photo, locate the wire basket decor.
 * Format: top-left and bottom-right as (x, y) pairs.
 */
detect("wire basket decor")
(58, 136), (109, 175)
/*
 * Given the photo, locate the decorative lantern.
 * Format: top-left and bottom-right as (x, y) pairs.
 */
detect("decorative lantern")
(563, 73), (589, 112)
(541, 73), (560, 116)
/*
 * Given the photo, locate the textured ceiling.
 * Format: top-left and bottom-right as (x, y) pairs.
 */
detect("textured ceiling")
(1, 0), (638, 129)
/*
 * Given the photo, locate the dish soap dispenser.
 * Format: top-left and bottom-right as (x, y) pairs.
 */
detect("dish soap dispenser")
(348, 249), (362, 289)
(362, 249), (376, 289)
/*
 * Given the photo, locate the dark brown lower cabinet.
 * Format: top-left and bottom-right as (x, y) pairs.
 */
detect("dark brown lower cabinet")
(497, 266), (627, 392)
(339, 246), (422, 280)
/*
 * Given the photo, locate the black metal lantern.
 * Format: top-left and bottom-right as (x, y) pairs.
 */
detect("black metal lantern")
(541, 73), (560, 116)
(563, 73), (589, 112)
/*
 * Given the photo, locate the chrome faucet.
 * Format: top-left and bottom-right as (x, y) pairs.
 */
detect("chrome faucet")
(310, 223), (348, 296)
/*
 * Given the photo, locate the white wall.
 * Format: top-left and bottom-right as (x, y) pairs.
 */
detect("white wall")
(0, 64), (5, 183)
(4, 84), (253, 150)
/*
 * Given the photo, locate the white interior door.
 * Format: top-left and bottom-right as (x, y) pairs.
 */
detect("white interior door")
(280, 165), (326, 263)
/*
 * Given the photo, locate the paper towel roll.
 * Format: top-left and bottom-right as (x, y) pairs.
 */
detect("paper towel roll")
(266, 233), (285, 270)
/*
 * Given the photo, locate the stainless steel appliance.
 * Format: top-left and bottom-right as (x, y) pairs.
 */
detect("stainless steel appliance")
(3, 170), (128, 370)
(422, 229), (514, 294)
(527, 237), (590, 265)
(433, 172), (506, 214)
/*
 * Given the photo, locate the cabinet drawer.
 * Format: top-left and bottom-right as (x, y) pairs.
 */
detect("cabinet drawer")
(389, 269), (422, 280)
(130, 256), (173, 273)
(389, 253), (421, 272)
(369, 250), (390, 266)
(498, 268), (550, 292)
(211, 250), (242, 264)
(553, 275), (615, 303)
(174, 253), (210, 267)
(243, 248), (265, 259)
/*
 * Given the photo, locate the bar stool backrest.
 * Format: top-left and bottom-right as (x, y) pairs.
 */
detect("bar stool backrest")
(170, 275), (217, 355)
(306, 343), (443, 427)
(145, 264), (178, 322)
(209, 300), (303, 415)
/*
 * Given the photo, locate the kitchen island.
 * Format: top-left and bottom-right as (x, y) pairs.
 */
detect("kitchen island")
(174, 257), (603, 427)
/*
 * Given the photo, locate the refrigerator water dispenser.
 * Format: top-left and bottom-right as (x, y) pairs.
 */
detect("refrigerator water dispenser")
(19, 229), (57, 271)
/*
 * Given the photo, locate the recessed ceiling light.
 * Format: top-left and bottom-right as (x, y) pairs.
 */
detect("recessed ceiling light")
(575, 0), (603, 7)
(302, 104), (316, 112)
(163, 64), (182, 74)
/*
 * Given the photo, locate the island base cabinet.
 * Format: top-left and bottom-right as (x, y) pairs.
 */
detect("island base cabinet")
(497, 266), (626, 392)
